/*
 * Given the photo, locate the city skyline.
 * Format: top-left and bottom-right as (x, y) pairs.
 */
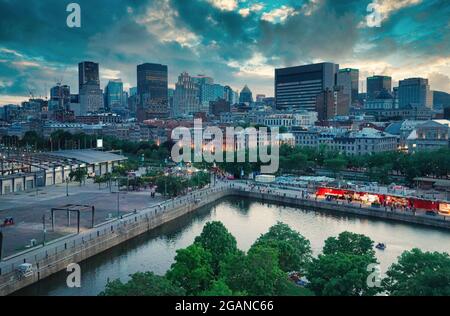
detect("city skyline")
(0, 0), (450, 105)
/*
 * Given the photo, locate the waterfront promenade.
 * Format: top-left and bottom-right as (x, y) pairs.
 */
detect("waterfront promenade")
(1, 181), (449, 296)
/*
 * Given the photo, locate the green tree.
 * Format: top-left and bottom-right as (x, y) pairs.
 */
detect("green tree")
(69, 168), (87, 186)
(221, 245), (290, 296)
(306, 252), (379, 296)
(219, 250), (248, 293)
(240, 245), (286, 296)
(99, 272), (185, 296)
(166, 244), (214, 295)
(200, 279), (234, 296)
(155, 175), (187, 197)
(194, 221), (238, 275)
(382, 248), (450, 296)
(324, 157), (347, 176)
(252, 222), (312, 272)
(322, 231), (375, 258)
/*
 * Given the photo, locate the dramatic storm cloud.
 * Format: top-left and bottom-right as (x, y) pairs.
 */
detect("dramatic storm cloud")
(0, 0), (449, 104)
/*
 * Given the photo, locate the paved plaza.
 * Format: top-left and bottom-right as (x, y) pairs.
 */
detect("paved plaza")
(0, 179), (165, 257)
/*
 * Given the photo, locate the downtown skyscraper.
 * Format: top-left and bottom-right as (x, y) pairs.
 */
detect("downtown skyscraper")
(366, 75), (392, 100)
(275, 62), (339, 111)
(173, 72), (200, 116)
(337, 68), (359, 106)
(398, 78), (433, 109)
(104, 79), (124, 112)
(78, 61), (104, 114)
(136, 63), (169, 121)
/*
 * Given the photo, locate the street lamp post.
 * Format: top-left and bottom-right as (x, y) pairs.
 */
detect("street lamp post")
(42, 214), (46, 245)
(117, 189), (120, 218)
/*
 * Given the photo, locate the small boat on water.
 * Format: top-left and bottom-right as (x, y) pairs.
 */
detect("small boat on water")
(375, 243), (386, 250)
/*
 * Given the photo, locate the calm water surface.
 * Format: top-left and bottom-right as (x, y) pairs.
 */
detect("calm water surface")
(16, 197), (450, 296)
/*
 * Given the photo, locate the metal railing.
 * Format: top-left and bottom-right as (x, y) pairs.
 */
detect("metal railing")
(0, 182), (232, 279)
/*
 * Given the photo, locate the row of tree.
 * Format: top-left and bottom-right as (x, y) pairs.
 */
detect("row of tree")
(278, 144), (450, 183)
(153, 172), (211, 197)
(99, 221), (450, 296)
(4, 131), (450, 184)
(1, 131), (172, 164)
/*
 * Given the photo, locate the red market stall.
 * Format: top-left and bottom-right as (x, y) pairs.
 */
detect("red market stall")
(316, 186), (446, 214)
(439, 202), (450, 215)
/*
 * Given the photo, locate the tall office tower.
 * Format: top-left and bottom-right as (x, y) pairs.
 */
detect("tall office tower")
(79, 86), (104, 114)
(136, 63), (168, 121)
(78, 61), (103, 114)
(275, 62), (339, 111)
(192, 74), (214, 86)
(224, 86), (239, 104)
(366, 75), (392, 100)
(315, 87), (350, 121)
(122, 91), (129, 108)
(239, 85), (253, 104)
(50, 85), (71, 110)
(78, 61), (100, 91)
(167, 88), (175, 116)
(104, 79), (124, 112)
(398, 77), (433, 109)
(129, 87), (137, 96)
(173, 72), (200, 116)
(337, 68), (359, 106)
(200, 84), (225, 108)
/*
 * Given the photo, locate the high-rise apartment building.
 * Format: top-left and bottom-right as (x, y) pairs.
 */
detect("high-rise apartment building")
(398, 77), (433, 109)
(275, 62), (339, 111)
(136, 63), (168, 121)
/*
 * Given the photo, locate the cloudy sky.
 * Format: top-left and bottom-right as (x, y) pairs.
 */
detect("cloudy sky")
(0, 0), (449, 105)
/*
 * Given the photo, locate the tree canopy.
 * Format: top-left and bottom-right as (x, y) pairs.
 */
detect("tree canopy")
(166, 244), (214, 295)
(98, 223), (448, 297)
(194, 221), (238, 274)
(322, 231), (375, 258)
(382, 248), (450, 296)
(99, 272), (185, 296)
(252, 222), (312, 272)
(306, 252), (379, 296)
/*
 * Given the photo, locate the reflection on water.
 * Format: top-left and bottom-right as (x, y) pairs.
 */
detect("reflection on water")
(15, 196), (450, 296)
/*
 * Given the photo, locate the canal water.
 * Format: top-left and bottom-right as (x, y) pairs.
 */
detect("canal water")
(15, 196), (450, 296)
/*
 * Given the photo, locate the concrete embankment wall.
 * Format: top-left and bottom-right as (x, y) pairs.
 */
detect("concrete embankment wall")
(0, 187), (232, 296)
(1, 185), (449, 296)
(234, 190), (450, 230)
